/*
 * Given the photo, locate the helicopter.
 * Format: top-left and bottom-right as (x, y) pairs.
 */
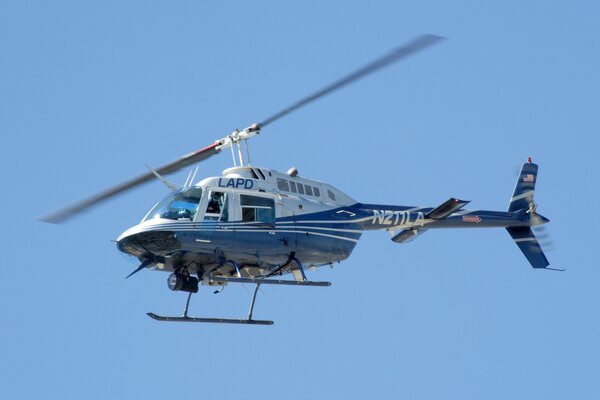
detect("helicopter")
(41, 34), (556, 325)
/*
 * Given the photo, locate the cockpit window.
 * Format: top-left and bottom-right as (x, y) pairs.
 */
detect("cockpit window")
(142, 187), (203, 222)
(204, 191), (229, 222)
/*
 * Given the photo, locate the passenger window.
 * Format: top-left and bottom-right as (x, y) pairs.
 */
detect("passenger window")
(328, 189), (336, 201)
(297, 183), (305, 195)
(241, 195), (275, 224)
(313, 187), (321, 197)
(305, 185), (313, 196)
(289, 181), (297, 193)
(277, 178), (290, 192)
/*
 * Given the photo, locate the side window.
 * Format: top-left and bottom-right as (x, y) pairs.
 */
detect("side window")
(313, 187), (321, 197)
(304, 185), (313, 196)
(277, 178), (290, 192)
(289, 181), (297, 193)
(204, 191), (228, 221)
(241, 195), (275, 224)
(297, 183), (305, 195)
(328, 189), (336, 201)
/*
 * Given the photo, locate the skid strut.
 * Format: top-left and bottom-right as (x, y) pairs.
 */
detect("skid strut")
(147, 284), (273, 325)
(247, 284), (261, 321)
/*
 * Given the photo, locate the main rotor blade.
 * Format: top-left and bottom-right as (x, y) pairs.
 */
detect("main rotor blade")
(257, 34), (445, 128)
(41, 34), (444, 224)
(39, 142), (221, 224)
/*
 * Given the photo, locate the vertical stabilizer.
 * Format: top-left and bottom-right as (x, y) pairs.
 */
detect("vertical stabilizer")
(509, 160), (538, 212)
(506, 227), (549, 269)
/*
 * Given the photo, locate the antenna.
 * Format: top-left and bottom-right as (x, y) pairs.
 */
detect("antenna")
(183, 170), (193, 189)
(189, 166), (199, 186)
(146, 164), (180, 191)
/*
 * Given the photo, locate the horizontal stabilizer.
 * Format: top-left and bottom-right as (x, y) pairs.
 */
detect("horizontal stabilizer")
(506, 227), (549, 269)
(426, 198), (470, 220)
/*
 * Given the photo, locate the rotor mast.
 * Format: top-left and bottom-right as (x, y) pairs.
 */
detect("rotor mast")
(215, 123), (260, 167)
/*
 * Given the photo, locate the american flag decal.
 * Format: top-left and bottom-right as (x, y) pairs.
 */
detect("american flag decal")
(523, 174), (535, 182)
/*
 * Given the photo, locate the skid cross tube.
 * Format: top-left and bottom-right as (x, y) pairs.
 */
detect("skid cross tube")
(291, 257), (307, 281)
(264, 252), (295, 278)
(223, 259), (242, 278)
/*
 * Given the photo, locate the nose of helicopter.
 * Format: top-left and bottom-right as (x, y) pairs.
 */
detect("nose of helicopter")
(116, 226), (143, 257)
(116, 223), (182, 258)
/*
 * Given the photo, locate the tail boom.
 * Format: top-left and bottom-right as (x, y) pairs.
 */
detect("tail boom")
(359, 158), (552, 269)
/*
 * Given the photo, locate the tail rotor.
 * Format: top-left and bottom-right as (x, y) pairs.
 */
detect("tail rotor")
(524, 181), (556, 254)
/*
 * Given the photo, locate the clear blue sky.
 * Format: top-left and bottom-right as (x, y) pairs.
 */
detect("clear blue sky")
(1, 1), (599, 399)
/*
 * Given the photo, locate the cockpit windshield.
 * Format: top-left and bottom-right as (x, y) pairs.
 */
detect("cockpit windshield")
(142, 187), (203, 222)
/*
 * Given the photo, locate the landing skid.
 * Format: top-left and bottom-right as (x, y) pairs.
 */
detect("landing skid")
(147, 283), (274, 325)
(207, 276), (331, 287)
(146, 313), (273, 325)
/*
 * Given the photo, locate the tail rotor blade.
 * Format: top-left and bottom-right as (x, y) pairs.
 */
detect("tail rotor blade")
(532, 225), (556, 252)
(532, 227), (550, 241)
